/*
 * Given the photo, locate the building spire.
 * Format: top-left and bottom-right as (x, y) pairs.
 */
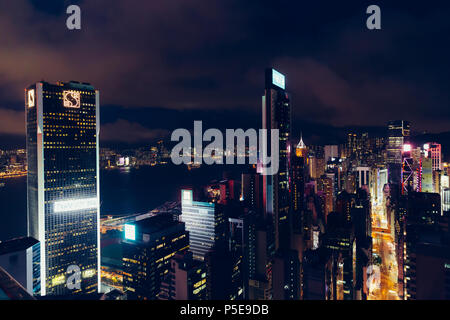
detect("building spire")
(297, 132), (306, 149)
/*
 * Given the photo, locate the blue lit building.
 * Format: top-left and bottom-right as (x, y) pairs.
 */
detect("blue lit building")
(122, 213), (189, 299)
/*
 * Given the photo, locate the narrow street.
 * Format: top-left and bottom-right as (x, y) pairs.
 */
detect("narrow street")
(368, 204), (400, 300)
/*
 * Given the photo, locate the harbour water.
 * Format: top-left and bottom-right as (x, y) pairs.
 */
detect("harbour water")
(0, 164), (243, 241)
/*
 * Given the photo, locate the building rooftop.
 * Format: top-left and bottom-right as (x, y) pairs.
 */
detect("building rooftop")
(0, 237), (38, 256)
(135, 213), (181, 234)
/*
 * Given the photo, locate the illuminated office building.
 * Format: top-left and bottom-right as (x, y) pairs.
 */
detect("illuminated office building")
(291, 137), (307, 233)
(422, 157), (434, 192)
(324, 145), (338, 163)
(424, 142), (442, 171)
(159, 251), (207, 300)
(355, 166), (370, 189)
(180, 189), (227, 260)
(122, 213), (189, 300)
(387, 120), (410, 185)
(26, 81), (100, 296)
(262, 68), (291, 251)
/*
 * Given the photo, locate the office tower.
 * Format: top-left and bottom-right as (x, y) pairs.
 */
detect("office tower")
(180, 189), (227, 260)
(122, 213), (189, 299)
(241, 166), (263, 212)
(355, 167), (370, 189)
(317, 176), (334, 222)
(335, 191), (356, 223)
(422, 157), (433, 192)
(272, 255), (297, 302)
(262, 68), (292, 251)
(424, 142), (443, 171)
(351, 189), (372, 241)
(291, 137), (307, 233)
(347, 133), (357, 158)
(0, 237), (39, 295)
(401, 150), (414, 194)
(229, 210), (257, 300)
(442, 189), (450, 213)
(159, 252), (207, 300)
(272, 249), (301, 300)
(406, 235), (450, 300)
(303, 248), (343, 300)
(387, 120), (410, 185)
(324, 145), (338, 163)
(371, 168), (388, 206)
(322, 212), (356, 300)
(26, 81), (100, 296)
(351, 189), (372, 300)
(400, 192), (441, 299)
(309, 157), (325, 179)
(248, 228), (273, 300)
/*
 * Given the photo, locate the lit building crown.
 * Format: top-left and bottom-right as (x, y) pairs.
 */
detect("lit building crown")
(296, 133), (307, 158)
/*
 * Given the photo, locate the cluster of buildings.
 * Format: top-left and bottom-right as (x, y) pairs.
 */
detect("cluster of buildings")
(0, 71), (449, 301)
(100, 141), (170, 169)
(0, 149), (27, 179)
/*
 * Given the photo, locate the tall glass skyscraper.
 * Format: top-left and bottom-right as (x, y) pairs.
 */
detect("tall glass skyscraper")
(26, 81), (100, 296)
(387, 120), (410, 185)
(180, 189), (226, 261)
(262, 68), (292, 251)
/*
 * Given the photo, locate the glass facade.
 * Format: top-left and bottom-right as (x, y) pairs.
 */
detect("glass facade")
(262, 68), (292, 251)
(181, 190), (226, 260)
(26, 81), (100, 296)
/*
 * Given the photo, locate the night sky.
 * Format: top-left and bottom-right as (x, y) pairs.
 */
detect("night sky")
(0, 0), (449, 147)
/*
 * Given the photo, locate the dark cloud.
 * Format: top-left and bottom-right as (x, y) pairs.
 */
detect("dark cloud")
(101, 119), (169, 143)
(0, 0), (449, 145)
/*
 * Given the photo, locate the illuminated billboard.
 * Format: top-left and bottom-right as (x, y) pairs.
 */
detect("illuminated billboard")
(272, 69), (285, 90)
(28, 89), (35, 108)
(124, 224), (136, 241)
(53, 197), (97, 213)
(63, 90), (81, 108)
(182, 189), (193, 204)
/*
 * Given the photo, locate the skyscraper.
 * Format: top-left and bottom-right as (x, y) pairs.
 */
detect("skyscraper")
(424, 142), (442, 171)
(180, 189), (227, 260)
(26, 81), (100, 296)
(122, 213), (189, 299)
(291, 136), (307, 233)
(262, 68), (291, 251)
(387, 120), (410, 185)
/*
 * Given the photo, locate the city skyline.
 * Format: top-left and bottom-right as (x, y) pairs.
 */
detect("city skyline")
(1, 0), (450, 307)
